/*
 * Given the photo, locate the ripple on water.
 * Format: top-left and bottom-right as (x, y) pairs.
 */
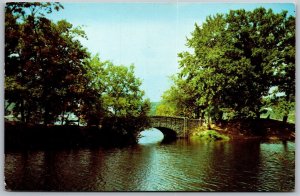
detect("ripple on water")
(4, 140), (295, 191)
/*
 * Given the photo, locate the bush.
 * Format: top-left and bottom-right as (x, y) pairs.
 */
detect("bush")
(198, 130), (230, 141)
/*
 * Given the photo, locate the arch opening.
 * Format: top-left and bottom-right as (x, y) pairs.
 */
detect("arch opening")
(138, 128), (164, 144)
(154, 127), (177, 142)
(138, 127), (178, 144)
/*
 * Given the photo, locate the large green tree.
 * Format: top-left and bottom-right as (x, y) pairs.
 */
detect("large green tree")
(81, 54), (150, 133)
(164, 8), (295, 123)
(5, 2), (151, 144)
(102, 64), (150, 136)
(156, 76), (199, 118)
(5, 2), (90, 124)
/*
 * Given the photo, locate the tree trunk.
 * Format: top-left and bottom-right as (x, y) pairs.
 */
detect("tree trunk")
(282, 115), (288, 124)
(44, 105), (50, 125)
(256, 111), (260, 120)
(208, 119), (211, 129)
(217, 111), (223, 125)
(201, 112), (205, 126)
(207, 114), (211, 130)
(61, 111), (65, 125)
(283, 93), (291, 124)
(26, 108), (31, 124)
(20, 101), (25, 123)
(195, 106), (200, 119)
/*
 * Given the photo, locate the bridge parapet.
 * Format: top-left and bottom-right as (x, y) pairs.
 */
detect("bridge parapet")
(149, 116), (202, 138)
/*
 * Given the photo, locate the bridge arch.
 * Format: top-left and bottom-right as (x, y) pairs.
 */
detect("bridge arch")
(148, 116), (202, 138)
(150, 127), (177, 141)
(149, 116), (188, 138)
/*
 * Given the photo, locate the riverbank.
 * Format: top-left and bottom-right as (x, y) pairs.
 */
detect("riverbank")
(191, 118), (295, 141)
(5, 118), (295, 151)
(5, 122), (139, 151)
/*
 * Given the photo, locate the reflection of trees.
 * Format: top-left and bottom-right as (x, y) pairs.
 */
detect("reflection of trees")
(277, 141), (295, 191)
(205, 140), (262, 191)
(5, 151), (48, 190)
(97, 145), (158, 191)
(257, 141), (295, 191)
(153, 140), (262, 191)
(5, 152), (27, 190)
(6, 146), (161, 191)
(43, 149), (96, 191)
(5, 141), (295, 191)
(17, 148), (104, 191)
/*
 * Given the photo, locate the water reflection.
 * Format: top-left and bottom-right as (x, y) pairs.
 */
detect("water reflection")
(5, 139), (295, 191)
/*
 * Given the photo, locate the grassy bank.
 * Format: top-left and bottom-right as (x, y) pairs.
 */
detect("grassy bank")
(190, 118), (295, 141)
(193, 129), (230, 141)
(260, 108), (295, 124)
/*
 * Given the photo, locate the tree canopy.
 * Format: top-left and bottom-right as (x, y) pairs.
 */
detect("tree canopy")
(158, 8), (295, 124)
(82, 54), (150, 130)
(5, 2), (89, 124)
(5, 2), (150, 138)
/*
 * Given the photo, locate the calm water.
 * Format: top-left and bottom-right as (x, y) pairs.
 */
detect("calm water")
(5, 128), (295, 191)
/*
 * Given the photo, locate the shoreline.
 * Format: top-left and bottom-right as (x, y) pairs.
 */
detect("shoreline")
(5, 122), (139, 151)
(5, 118), (295, 151)
(190, 118), (295, 142)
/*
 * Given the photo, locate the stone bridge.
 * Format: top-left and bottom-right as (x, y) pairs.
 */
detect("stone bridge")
(149, 116), (203, 138)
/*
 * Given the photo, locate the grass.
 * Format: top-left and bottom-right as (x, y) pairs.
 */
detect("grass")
(260, 108), (295, 124)
(195, 130), (230, 141)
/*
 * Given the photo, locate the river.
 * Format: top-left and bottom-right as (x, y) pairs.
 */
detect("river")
(5, 128), (295, 191)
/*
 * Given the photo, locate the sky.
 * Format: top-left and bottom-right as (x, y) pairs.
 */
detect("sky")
(48, 3), (295, 102)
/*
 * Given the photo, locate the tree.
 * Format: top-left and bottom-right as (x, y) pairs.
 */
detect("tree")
(102, 64), (149, 120)
(5, 2), (90, 124)
(223, 8), (295, 119)
(156, 104), (176, 116)
(164, 8), (295, 124)
(271, 13), (295, 123)
(177, 14), (230, 122)
(77, 54), (106, 126)
(100, 63), (150, 135)
(156, 76), (199, 118)
(81, 54), (150, 135)
(5, 2), (151, 144)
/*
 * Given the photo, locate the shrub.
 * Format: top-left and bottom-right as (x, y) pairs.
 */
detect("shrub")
(198, 130), (230, 141)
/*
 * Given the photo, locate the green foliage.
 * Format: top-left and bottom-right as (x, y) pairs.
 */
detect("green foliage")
(5, 2), (150, 138)
(156, 76), (200, 118)
(149, 102), (160, 116)
(261, 94), (295, 123)
(196, 130), (230, 141)
(99, 62), (150, 136)
(162, 8), (295, 125)
(156, 103), (176, 116)
(81, 54), (150, 125)
(5, 2), (90, 124)
(102, 64), (146, 118)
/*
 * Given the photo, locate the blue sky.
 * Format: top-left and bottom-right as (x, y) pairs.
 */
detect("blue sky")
(48, 3), (295, 102)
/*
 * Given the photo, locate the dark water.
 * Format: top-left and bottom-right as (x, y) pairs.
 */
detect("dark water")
(5, 129), (295, 191)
